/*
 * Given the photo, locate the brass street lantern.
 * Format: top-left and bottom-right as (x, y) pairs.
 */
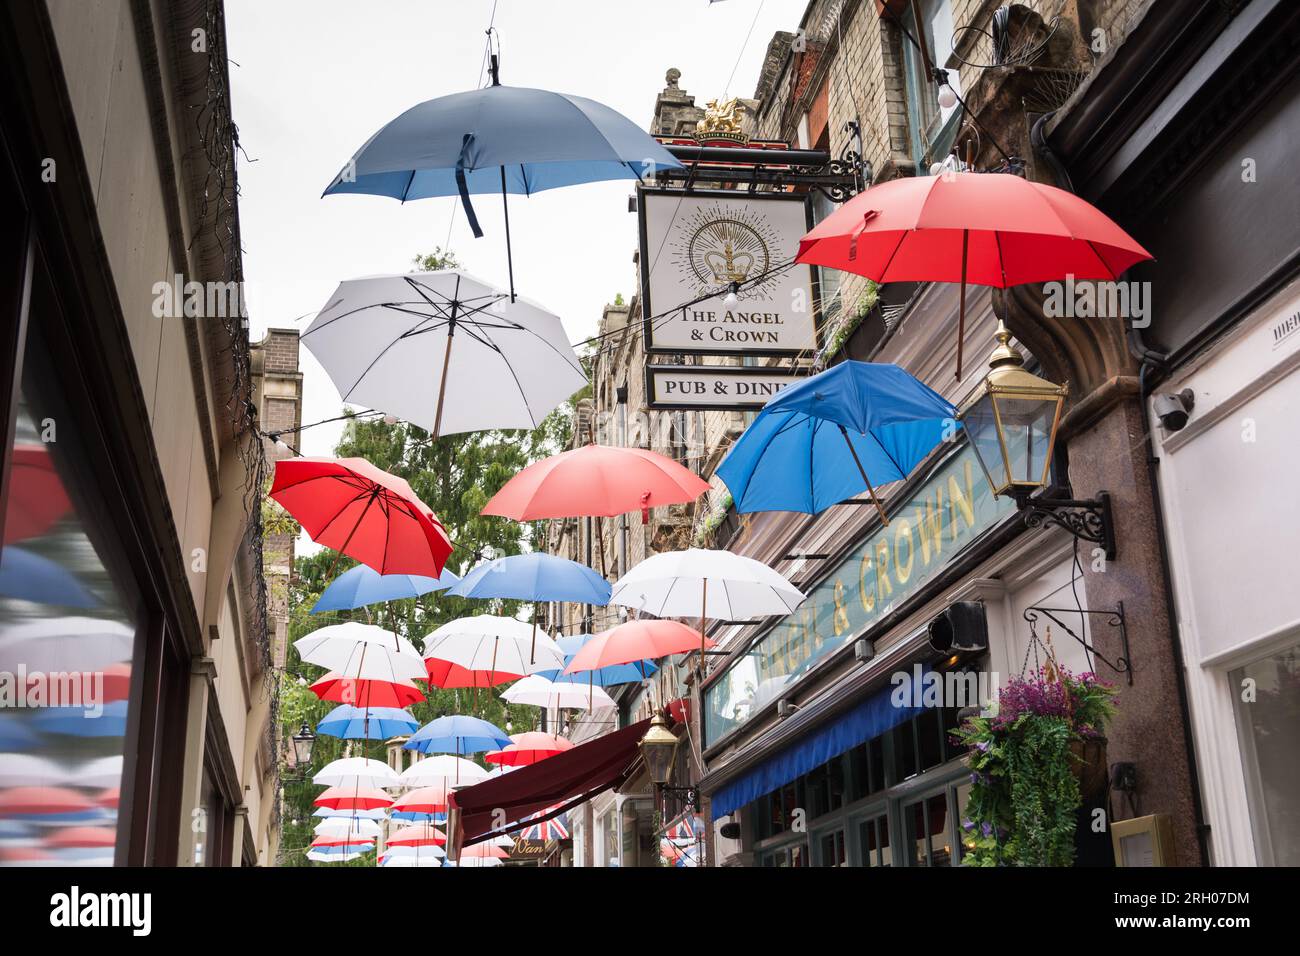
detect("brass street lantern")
(291, 722), (317, 769)
(959, 322), (1115, 559)
(639, 710), (699, 812)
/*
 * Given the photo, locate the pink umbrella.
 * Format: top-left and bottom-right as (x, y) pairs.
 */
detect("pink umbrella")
(484, 732), (574, 767)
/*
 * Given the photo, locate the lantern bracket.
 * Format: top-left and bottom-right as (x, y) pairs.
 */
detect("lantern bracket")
(1022, 601), (1132, 685)
(1016, 490), (1116, 561)
(657, 784), (701, 814)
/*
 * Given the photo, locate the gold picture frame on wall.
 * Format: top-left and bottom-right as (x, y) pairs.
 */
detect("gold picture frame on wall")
(1112, 814), (1176, 867)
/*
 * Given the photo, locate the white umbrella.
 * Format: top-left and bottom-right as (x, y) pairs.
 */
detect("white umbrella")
(501, 674), (615, 711)
(294, 622), (425, 682)
(0, 754), (68, 787)
(69, 755), (124, 789)
(307, 847), (371, 863)
(609, 548), (805, 677)
(381, 843), (446, 860)
(380, 854), (444, 867)
(302, 270), (587, 438)
(314, 817), (382, 839)
(399, 755), (490, 788)
(422, 615), (566, 676)
(0, 616), (135, 672)
(313, 757), (402, 791)
(312, 806), (389, 820)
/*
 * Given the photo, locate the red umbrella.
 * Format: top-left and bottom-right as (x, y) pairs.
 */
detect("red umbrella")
(95, 787), (120, 810)
(314, 785), (393, 811)
(45, 826), (116, 848)
(460, 841), (509, 859)
(388, 823), (447, 847)
(310, 835), (375, 849)
(309, 671), (425, 709)
(389, 786), (449, 814)
(481, 444), (709, 524)
(796, 172), (1153, 377)
(424, 657), (522, 690)
(0, 786), (94, 816)
(562, 619), (712, 675)
(2, 445), (72, 544)
(269, 456), (453, 577)
(484, 732), (574, 767)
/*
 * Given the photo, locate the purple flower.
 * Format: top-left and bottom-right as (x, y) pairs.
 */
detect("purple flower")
(981, 822), (994, 837)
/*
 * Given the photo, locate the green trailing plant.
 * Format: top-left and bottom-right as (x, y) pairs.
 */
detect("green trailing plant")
(693, 491), (734, 546)
(954, 664), (1117, 867)
(822, 280), (879, 359)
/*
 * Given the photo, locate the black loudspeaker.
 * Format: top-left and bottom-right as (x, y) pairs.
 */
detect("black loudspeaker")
(927, 601), (988, 653)
(719, 821), (741, 841)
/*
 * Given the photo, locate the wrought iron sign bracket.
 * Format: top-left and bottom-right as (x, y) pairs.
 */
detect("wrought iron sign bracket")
(1022, 602), (1132, 685)
(656, 144), (865, 202)
(1017, 490), (1116, 561)
(658, 784), (701, 813)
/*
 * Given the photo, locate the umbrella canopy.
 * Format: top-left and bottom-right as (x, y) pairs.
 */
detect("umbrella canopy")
(718, 362), (956, 517)
(44, 826), (116, 849)
(448, 552), (611, 605)
(0, 616), (134, 672)
(307, 846), (371, 863)
(293, 622), (425, 682)
(313, 785), (393, 812)
(460, 842), (509, 859)
(484, 732), (574, 767)
(312, 563), (459, 613)
(314, 817), (382, 839)
(424, 657), (523, 690)
(0, 786), (94, 816)
(404, 714), (511, 757)
(310, 834), (376, 849)
(562, 620), (710, 675)
(797, 171), (1153, 377)
(316, 705), (419, 741)
(610, 548), (804, 619)
(0, 754), (69, 787)
(309, 671), (425, 709)
(269, 456), (452, 577)
(0, 547), (99, 608)
(422, 615), (565, 676)
(387, 823), (447, 848)
(313, 805), (389, 820)
(399, 755), (491, 789)
(389, 786), (450, 815)
(380, 843), (447, 861)
(536, 633), (659, 687)
(33, 700), (128, 737)
(3, 445), (71, 545)
(302, 271), (585, 438)
(312, 757), (401, 790)
(500, 674), (615, 710)
(481, 444), (709, 522)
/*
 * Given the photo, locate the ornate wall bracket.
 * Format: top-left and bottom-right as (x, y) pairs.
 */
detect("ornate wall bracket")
(1023, 601), (1132, 685)
(1017, 489), (1116, 561)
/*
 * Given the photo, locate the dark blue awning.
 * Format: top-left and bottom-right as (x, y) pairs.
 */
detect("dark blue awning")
(710, 679), (922, 819)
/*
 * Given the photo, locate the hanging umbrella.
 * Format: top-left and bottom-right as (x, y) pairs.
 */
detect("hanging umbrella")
(399, 755), (491, 789)
(422, 615), (566, 678)
(269, 456), (452, 578)
(314, 817), (382, 839)
(389, 786), (450, 816)
(2, 445), (71, 545)
(312, 563), (460, 614)
(380, 843), (447, 861)
(482, 444), (709, 524)
(447, 552), (611, 662)
(796, 171), (1153, 378)
(500, 674), (615, 711)
(44, 826), (116, 849)
(68, 755), (124, 790)
(0, 616), (134, 672)
(313, 785), (393, 812)
(316, 705), (419, 741)
(387, 823), (447, 848)
(561, 619), (710, 675)
(303, 271), (586, 438)
(717, 361), (957, 521)
(309, 671), (425, 709)
(424, 657), (523, 690)
(33, 700), (128, 738)
(460, 842), (509, 860)
(293, 622), (425, 683)
(484, 732), (574, 767)
(0, 714), (38, 751)
(404, 715), (511, 760)
(0, 754), (69, 787)
(535, 633), (658, 687)
(0, 786), (92, 816)
(313, 806), (389, 820)
(307, 846), (371, 863)
(0, 547), (99, 608)
(322, 56), (682, 299)
(312, 757), (401, 791)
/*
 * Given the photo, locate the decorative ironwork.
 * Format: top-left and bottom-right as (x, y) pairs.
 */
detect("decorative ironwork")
(657, 143), (865, 203)
(1023, 602), (1132, 684)
(1019, 491), (1116, 560)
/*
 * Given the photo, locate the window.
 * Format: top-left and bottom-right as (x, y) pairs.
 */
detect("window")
(903, 791), (955, 867)
(1231, 642), (1300, 865)
(858, 812), (891, 867)
(816, 827), (847, 867)
(899, 0), (963, 168)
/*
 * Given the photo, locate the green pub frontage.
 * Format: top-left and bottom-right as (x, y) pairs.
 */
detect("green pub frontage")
(698, 438), (1112, 867)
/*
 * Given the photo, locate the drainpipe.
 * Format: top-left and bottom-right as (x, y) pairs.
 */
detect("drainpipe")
(616, 385), (629, 578)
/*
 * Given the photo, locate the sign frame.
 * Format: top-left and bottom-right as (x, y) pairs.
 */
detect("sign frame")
(637, 186), (823, 358)
(644, 363), (810, 411)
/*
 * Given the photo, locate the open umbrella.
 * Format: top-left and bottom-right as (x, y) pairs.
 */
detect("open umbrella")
(424, 657), (523, 690)
(0, 547), (99, 608)
(500, 674), (615, 711)
(316, 705), (419, 741)
(389, 786), (450, 816)
(718, 361), (957, 521)
(314, 817), (382, 839)
(311, 563), (459, 614)
(312, 757), (401, 791)
(484, 732), (574, 767)
(322, 54), (682, 299)
(797, 171), (1153, 378)
(3, 445), (71, 545)
(482, 444), (709, 524)
(293, 622), (425, 682)
(399, 755), (490, 789)
(313, 785), (393, 812)
(302, 271), (586, 438)
(269, 456), (452, 578)
(404, 715), (511, 761)
(562, 619), (710, 675)
(387, 823), (447, 848)
(309, 671), (424, 709)
(536, 633), (659, 688)
(0, 616), (134, 672)
(313, 805), (388, 820)
(422, 615), (566, 679)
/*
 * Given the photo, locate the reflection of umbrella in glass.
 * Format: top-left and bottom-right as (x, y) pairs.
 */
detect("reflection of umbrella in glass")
(312, 563), (459, 614)
(0, 714), (38, 751)
(322, 59), (682, 299)
(33, 700), (128, 738)
(2, 445), (71, 545)
(0, 787), (95, 817)
(303, 272), (586, 439)
(67, 756), (123, 790)
(0, 754), (68, 787)
(0, 547), (99, 608)
(44, 826), (116, 848)
(0, 616), (135, 672)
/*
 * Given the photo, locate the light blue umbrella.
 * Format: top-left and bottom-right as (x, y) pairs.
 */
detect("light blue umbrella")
(404, 714), (511, 757)
(312, 564), (459, 614)
(33, 700), (128, 737)
(0, 547), (100, 608)
(717, 362), (957, 517)
(535, 633), (658, 687)
(316, 705), (419, 740)
(0, 714), (38, 750)
(322, 56), (682, 298)
(447, 553), (610, 606)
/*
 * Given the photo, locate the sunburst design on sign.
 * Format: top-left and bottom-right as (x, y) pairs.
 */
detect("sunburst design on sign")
(670, 201), (784, 301)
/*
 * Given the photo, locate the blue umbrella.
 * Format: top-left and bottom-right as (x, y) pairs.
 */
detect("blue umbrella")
(404, 714), (511, 757)
(0, 713), (39, 750)
(717, 362), (956, 518)
(312, 564), (459, 614)
(0, 547), (100, 608)
(316, 705), (419, 740)
(33, 700), (128, 737)
(322, 54), (682, 298)
(447, 553), (610, 605)
(535, 633), (658, 687)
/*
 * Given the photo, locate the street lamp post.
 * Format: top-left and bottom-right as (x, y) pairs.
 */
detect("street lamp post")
(290, 722), (317, 777)
(959, 322), (1116, 559)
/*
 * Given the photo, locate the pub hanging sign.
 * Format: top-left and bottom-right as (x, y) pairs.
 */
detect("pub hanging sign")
(638, 189), (820, 356)
(645, 364), (809, 411)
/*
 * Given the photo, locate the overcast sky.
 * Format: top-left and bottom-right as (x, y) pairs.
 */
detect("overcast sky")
(227, 0), (809, 459)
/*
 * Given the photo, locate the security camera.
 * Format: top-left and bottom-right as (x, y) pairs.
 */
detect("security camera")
(1153, 389), (1195, 431)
